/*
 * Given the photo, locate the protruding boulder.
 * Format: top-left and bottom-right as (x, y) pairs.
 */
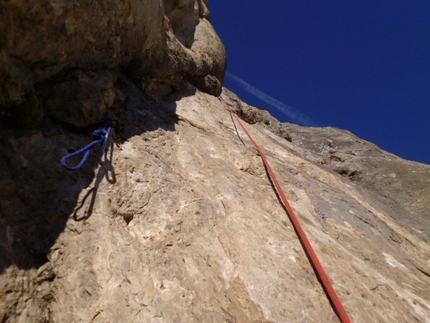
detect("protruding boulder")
(0, 0), (226, 127)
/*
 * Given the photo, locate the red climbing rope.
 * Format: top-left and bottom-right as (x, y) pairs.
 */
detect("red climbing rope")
(219, 96), (352, 323)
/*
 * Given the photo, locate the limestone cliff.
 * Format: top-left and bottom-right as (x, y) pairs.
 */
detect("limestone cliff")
(1, 79), (429, 322)
(1, 2), (430, 322)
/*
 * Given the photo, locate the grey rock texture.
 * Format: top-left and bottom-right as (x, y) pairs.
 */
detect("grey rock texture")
(283, 124), (430, 242)
(228, 90), (430, 242)
(0, 0), (226, 126)
(0, 81), (429, 322)
(222, 88), (292, 142)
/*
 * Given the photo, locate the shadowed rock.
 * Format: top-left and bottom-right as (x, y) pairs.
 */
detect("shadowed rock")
(0, 0), (226, 127)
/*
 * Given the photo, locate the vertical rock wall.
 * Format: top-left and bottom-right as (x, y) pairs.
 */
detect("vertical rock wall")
(0, 80), (429, 322)
(1, 2), (429, 322)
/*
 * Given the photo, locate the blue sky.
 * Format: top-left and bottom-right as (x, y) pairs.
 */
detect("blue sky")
(209, 1), (430, 165)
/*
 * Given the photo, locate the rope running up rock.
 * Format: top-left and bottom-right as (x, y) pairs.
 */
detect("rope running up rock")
(219, 96), (352, 323)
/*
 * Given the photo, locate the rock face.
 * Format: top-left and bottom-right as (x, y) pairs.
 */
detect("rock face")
(1, 2), (430, 322)
(0, 0), (226, 126)
(1, 79), (429, 322)
(224, 87), (430, 241)
(283, 123), (430, 241)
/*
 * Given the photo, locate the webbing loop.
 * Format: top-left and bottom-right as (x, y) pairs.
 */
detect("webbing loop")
(61, 121), (112, 170)
(219, 96), (352, 323)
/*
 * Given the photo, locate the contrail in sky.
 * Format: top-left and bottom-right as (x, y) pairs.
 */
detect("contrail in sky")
(226, 72), (318, 126)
